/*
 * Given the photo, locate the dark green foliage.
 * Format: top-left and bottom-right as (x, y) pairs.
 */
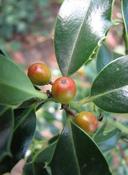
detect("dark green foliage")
(0, 0), (37, 39)
(0, 107), (36, 174)
(0, 0), (128, 174)
(55, 0), (113, 75)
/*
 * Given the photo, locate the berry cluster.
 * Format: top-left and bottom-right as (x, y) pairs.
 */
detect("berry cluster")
(28, 62), (98, 134)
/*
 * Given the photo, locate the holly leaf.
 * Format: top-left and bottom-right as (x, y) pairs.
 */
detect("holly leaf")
(55, 0), (113, 75)
(0, 109), (14, 174)
(0, 109), (14, 161)
(0, 156), (13, 174)
(91, 56), (128, 113)
(11, 107), (36, 163)
(50, 119), (111, 175)
(0, 107), (36, 174)
(0, 105), (6, 114)
(93, 121), (121, 152)
(23, 142), (57, 175)
(0, 55), (47, 106)
(96, 44), (122, 72)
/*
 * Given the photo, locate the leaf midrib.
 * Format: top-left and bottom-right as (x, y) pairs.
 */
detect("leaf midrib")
(0, 79), (38, 98)
(69, 121), (81, 175)
(92, 84), (128, 101)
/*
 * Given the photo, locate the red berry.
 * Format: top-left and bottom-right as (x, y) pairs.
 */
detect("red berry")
(51, 76), (76, 104)
(27, 63), (51, 85)
(74, 112), (98, 133)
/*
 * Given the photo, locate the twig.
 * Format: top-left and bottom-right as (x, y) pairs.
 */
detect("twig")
(61, 104), (76, 117)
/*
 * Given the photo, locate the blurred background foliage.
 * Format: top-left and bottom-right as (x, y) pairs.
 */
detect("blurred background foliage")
(1, 0), (128, 175)
(0, 0), (63, 39)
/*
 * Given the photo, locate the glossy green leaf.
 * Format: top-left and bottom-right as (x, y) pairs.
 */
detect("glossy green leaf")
(55, 0), (113, 75)
(50, 119), (111, 175)
(96, 44), (122, 72)
(23, 142), (57, 175)
(0, 55), (47, 106)
(11, 107), (36, 163)
(0, 107), (36, 174)
(93, 121), (121, 152)
(0, 105), (6, 114)
(0, 109), (14, 161)
(0, 156), (13, 174)
(91, 56), (128, 113)
(24, 165), (50, 175)
(121, 0), (128, 48)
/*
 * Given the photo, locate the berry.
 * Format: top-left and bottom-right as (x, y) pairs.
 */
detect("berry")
(74, 112), (98, 133)
(27, 63), (51, 85)
(51, 76), (76, 104)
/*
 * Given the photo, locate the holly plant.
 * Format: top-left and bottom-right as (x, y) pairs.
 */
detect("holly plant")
(1, 0), (128, 174)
